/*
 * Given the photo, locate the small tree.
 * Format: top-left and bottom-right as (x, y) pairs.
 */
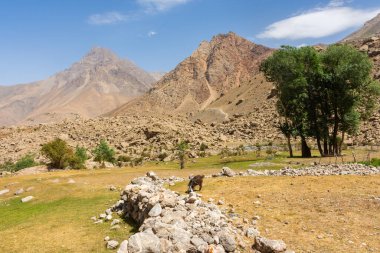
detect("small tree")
(41, 138), (73, 169)
(92, 140), (115, 167)
(69, 146), (88, 169)
(177, 141), (189, 169)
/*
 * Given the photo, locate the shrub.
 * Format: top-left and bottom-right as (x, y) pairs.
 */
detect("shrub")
(361, 158), (380, 167)
(0, 159), (16, 172)
(69, 146), (88, 169)
(14, 154), (38, 171)
(200, 143), (208, 152)
(92, 140), (115, 167)
(41, 138), (73, 169)
(158, 152), (168, 161)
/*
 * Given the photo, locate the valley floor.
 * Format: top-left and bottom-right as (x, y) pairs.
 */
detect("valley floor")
(0, 152), (379, 253)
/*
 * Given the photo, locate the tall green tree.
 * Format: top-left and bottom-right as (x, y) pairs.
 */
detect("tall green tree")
(261, 44), (380, 157)
(177, 140), (189, 169)
(92, 140), (115, 167)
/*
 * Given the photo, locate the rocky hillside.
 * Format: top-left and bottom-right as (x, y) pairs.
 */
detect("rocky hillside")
(342, 13), (380, 42)
(109, 32), (274, 122)
(0, 48), (156, 126)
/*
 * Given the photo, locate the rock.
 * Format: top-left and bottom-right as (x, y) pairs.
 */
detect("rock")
(191, 236), (208, 250)
(21, 196), (34, 203)
(246, 227), (260, 238)
(26, 186), (34, 192)
(111, 225), (121, 230)
(99, 213), (107, 219)
(68, 178), (75, 184)
(219, 232), (236, 252)
(0, 189), (10, 196)
(217, 200), (224, 205)
(106, 214), (113, 221)
(107, 240), (119, 249)
(109, 185), (117, 191)
(90, 216), (97, 221)
(148, 203), (162, 217)
(128, 229), (160, 253)
(104, 236), (110, 241)
(111, 219), (120, 226)
(221, 167), (235, 177)
(254, 236), (287, 253)
(117, 240), (129, 253)
(14, 188), (24, 195)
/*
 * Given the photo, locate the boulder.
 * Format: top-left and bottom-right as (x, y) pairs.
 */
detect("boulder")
(117, 240), (128, 253)
(148, 203), (162, 217)
(0, 189), (10, 196)
(219, 232), (236, 252)
(107, 240), (119, 249)
(128, 229), (160, 253)
(221, 167), (235, 177)
(254, 236), (287, 253)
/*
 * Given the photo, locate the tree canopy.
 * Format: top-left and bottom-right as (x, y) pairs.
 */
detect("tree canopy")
(261, 44), (380, 157)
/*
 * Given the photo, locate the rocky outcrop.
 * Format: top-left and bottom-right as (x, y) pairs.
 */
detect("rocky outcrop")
(109, 32), (274, 118)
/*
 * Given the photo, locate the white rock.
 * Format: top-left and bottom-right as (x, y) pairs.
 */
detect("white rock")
(0, 189), (10, 196)
(21, 196), (34, 203)
(117, 240), (129, 253)
(148, 203), (162, 217)
(107, 240), (119, 249)
(14, 188), (24, 195)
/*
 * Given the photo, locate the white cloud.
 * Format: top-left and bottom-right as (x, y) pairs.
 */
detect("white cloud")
(137, 0), (191, 12)
(147, 31), (158, 37)
(257, 1), (380, 40)
(87, 12), (129, 25)
(87, 0), (191, 25)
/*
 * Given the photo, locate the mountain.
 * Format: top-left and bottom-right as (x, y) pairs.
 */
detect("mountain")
(0, 48), (156, 126)
(109, 32), (274, 122)
(342, 13), (380, 42)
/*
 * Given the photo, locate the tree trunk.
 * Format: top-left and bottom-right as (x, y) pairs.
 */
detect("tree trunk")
(332, 108), (339, 156)
(338, 131), (345, 156)
(316, 135), (324, 157)
(287, 135), (293, 158)
(301, 136), (312, 158)
(323, 138), (329, 156)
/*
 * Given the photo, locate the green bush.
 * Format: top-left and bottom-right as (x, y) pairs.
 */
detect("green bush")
(14, 154), (38, 171)
(361, 158), (380, 167)
(92, 140), (115, 167)
(41, 138), (74, 169)
(69, 146), (88, 169)
(0, 159), (16, 172)
(200, 143), (208, 151)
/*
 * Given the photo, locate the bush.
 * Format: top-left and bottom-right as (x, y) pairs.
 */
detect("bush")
(93, 140), (115, 167)
(14, 154), (38, 171)
(158, 152), (168, 161)
(69, 146), (88, 169)
(0, 159), (16, 172)
(41, 138), (74, 169)
(200, 143), (208, 152)
(361, 158), (380, 167)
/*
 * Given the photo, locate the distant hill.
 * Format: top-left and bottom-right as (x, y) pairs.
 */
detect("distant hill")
(109, 32), (275, 122)
(342, 13), (380, 42)
(0, 48), (155, 126)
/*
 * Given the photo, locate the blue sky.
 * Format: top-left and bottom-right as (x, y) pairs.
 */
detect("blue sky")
(0, 0), (379, 85)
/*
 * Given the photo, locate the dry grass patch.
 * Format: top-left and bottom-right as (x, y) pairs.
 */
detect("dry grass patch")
(171, 175), (380, 253)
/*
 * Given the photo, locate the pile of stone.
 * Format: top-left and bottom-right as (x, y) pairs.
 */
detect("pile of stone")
(100, 172), (291, 253)
(245, 163), (380, 177)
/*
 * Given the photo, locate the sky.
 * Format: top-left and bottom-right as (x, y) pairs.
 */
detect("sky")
(0, 0), (379, 85)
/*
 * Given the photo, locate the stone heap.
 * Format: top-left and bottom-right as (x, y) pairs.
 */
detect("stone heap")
(101, 172), (291, 253)
(244, 163), (380, 177)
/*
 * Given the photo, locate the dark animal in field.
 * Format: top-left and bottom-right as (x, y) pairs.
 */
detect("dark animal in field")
(188, 175), (205, 192)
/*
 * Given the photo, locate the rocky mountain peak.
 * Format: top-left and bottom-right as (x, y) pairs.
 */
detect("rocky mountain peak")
(342, 12), (380, 42)
(81, 47), (119, 65)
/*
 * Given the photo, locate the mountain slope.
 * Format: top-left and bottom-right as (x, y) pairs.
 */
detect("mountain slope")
(343, 13), (380, 42)
(109, 32), (274, 121)
(0, 48), (156, 126)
